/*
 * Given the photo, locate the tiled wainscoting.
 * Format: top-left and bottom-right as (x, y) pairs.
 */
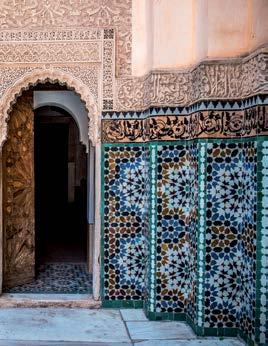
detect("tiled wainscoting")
(101, 95), (268, 346)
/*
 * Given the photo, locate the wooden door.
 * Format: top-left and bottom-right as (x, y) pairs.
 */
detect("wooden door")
(2, 95), (35, 289)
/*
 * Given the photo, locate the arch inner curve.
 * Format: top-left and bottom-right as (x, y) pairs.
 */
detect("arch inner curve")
(34, 90), (89, 152)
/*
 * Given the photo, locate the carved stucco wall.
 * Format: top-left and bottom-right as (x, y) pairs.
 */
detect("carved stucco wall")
(116, 47), (268, 111)
(0, 68), (100, 147)
(0, 26), (113, 110)
(0, 0), (266, 129)
(0, 0), (130, 141)
(0, 0), (131, 77)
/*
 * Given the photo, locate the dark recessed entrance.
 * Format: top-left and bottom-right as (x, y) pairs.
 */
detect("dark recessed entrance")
(35, 106), (87, 265)
(4, 100), (92, 294)
(33, 106), (91, 294)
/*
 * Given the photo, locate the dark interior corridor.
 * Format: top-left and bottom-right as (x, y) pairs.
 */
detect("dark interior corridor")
(35, 106), (87, 265)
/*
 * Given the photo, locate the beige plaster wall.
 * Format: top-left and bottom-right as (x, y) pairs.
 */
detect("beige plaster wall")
(153, 0), (194, 69)
(251, 0), (268, 50)
(193, 0), (208, 63)
(132, 0), (153, 76)
(207, 0), (250, 58)
(132, 0), (268, 76)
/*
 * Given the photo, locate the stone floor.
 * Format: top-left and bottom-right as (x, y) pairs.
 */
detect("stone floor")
(0, 308), (245, 345)
(5, 263), (92, 294)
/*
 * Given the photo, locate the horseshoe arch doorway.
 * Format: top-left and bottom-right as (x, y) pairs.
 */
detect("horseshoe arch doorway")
(1, 82), (97, 297)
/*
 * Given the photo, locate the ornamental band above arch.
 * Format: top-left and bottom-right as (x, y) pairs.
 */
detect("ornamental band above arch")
(0, 68), (100, 147)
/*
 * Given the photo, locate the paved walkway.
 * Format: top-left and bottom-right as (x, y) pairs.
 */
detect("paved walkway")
(0, 308), (245, 345)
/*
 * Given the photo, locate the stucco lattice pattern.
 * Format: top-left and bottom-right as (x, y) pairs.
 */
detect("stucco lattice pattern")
(103, 146), (148, 300)
(205, 141), (257, 339)
(155, 143), (198, 315)
(0, 0), (131, 76)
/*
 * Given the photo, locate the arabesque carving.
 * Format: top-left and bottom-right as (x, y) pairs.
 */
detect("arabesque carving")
(0, 68), (100, 147)
(0, 42), (101, 63)
(0, 0), (131, 76)
(3, 95), (35, 288)
(0, 28), (114, 110)
(0, 28), (102, 41)
(116, 48), (268, 111)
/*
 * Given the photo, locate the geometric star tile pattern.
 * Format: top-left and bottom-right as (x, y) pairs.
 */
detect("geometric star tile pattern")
(103, 146), (148, 300)
(155, 143), (198, 315)
(101, 134), (263, 346)
(205, 141), (257, 339)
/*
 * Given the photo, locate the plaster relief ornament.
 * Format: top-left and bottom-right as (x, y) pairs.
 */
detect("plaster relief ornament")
(116, 48), (268, 111)
(0, 68), (100, 147)
(0, 0), (132, 76)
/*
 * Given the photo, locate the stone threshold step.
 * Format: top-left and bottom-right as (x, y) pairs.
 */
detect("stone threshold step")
(0, 293), (101, 308)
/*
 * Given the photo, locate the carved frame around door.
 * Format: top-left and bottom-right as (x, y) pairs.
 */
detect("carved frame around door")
(0, 68), (101, 300)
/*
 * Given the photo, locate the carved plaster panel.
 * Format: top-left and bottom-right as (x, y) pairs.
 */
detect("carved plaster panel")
(54, 66), (99, 102)
(0, 68), (100, 147)
(0, 0), (131, 76)
(116, 48), (268, 111)
(0, 28), (102, 41)
(0, 67), (37, 99)
(0, 26), (115, 113)
(0, 42), (101, 64)
(0, 65), (100, 108)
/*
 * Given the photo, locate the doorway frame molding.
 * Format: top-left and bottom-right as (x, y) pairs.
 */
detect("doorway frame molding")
(0, 68), (101, 301)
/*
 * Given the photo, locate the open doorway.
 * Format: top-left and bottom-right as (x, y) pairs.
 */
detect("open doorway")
(3, 86), (93, 295)
(35, 106), (87, 265)
(31, 106), (92, 294)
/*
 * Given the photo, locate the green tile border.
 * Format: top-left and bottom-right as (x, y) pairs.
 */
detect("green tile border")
(143, 144), (151, 313)
(196, 141), (207, 333)
(147, 143), (157, 314)
(203, 327), (238, 337)
(102, 300), (144, 309)
(255, 137), (268, 345)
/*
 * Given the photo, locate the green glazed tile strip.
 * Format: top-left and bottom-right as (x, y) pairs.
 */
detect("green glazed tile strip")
(196, 141), (207, 332)
(100, 144), (106, 300)
(256, 139), (268, 345)
(148, 143), (157, 313)
(102, 300), (144, 308)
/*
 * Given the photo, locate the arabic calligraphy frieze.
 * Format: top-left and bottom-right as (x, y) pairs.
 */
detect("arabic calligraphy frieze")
(102, 105), (268, 143)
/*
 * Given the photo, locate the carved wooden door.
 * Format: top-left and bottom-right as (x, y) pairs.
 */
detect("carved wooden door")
(2, 95), (35, 289)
